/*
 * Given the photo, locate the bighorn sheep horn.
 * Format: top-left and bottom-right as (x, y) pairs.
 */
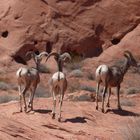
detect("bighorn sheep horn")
(60, 52), (71, 62)
(45, 52), (60, 62)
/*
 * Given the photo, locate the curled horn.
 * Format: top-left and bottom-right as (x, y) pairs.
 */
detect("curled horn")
(124, 50), (133, 58)
(26, 51), (36, 60)
(38, 52), (48, 59)
(26, 51), (48, 61)
(26, 51), (38, 65)
(45, 52), (59, 62)
(60, 52), (71, 62)
(124, 50), (137, 67)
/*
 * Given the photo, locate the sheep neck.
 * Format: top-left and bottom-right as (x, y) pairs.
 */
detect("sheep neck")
(121, 57), (130, 75)
(57, 60), (63, 72)
(36, 63), (40, 71)
(32, 63), (39, 72)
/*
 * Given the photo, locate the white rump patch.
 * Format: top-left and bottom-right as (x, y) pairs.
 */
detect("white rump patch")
(16, 67), (30, 77)
(95, 64), (109, 82)
(96, 65), (109, 75)
(52, 72), (65, 80)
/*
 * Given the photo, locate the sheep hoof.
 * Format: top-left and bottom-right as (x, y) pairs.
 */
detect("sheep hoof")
(106, 103), (110, 107)
(118, 106), (122, 110)
(24, 107), (27, 112)
(30, 107), (33, 111)
(52, 113), (55, 119)
(28, 104), (31, 108)
(102, 109), (105, 113)
(58, 117), (61, 122)
(96, 106), (98, 110)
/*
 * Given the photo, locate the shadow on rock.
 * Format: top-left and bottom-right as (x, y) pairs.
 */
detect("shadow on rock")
(106, 109), (140, 116)
(34, 109), (52, 114)
(64, 116), (87, 123)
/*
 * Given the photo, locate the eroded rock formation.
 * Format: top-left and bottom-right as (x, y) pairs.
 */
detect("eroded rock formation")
(0, 0), (140, 62)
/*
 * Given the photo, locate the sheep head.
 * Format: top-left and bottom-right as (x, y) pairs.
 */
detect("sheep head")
(45, 52), (71, 63)
(26, 51), (48, 65)
(124, 50), (137, 67)
(60, 52), (71, 63)
(45, 52), (71, 71)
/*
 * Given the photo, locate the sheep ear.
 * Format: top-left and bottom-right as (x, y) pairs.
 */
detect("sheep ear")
(26, 51), (36, 59)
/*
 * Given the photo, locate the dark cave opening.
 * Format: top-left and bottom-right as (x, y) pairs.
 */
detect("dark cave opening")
(1, 30), (9, 38)
(111, 38), (120, 45)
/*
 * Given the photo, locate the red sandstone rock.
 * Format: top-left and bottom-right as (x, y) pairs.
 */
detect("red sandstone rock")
(0, 0), (140, 62)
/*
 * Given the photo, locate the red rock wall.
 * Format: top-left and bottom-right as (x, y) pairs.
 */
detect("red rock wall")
(0, 0), (140, 62)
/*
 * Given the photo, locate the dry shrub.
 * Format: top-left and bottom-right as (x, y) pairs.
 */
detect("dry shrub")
(65, 54), (83, 71)
(67, 92), (95, 102)
(68, 80), (96, 93)
(86, 72), (95, 80)
(0, 82), (10, 90)
(0, 82), (17, 91)
(69, 69), (83, 78)
(35, 85), (51, 98)
(126, 87), (140, 95)
(80, 85), (96, 92)
(0, 95), (18, 104)
(120, 99), (135, 107)
(66, 62), (83, 71)
(68, 80), (81, 93)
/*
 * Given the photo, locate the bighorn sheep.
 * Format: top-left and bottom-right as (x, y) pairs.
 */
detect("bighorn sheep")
(16, 51), (48, 112)
(46, 52), (71, 121)
(95, 51), (137, 113)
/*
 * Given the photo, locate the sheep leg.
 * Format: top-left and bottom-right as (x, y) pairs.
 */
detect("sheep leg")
(117, 85), (122, 110)
(22, 91), (27, 112)
(58, 91), (64, 122)
(19, 95), (22, 112)
(96, 82), (100, 110)
(102, 84), (107, 113)
(21, 85), (30, 112)
(52, 89), (56, 119)
(28, 85), (37, 110)
(18, 85), (22, 112)
(106, 87), (111, 107)
(28, 88), (32, 108)
(30, 85), (37, 111)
